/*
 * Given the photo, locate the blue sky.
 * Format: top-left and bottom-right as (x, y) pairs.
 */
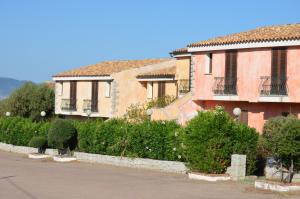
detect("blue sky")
(0, 0), (299, 82)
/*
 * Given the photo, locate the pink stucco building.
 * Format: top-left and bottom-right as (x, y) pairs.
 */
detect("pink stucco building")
(173, 24), (300, 132)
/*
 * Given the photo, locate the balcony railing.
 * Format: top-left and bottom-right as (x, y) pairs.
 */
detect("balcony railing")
(61, 99), (76, 111)
(177, 79), (190, 94)
(213, 77), (237, 95)
(83, 99), (98, 112)
(260, 76), (288, 96)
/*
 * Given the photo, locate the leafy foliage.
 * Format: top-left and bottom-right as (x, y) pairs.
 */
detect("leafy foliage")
(124, 104), (149, 123)
(48, 119), (77, 154)
(262, 116), (300, 171)
(2, 82), (54, 121)
(0, 116), (49, 146)
(29, 136), (48, 153)
(146, 95), (176, 109)
(183, 107), (258, 174)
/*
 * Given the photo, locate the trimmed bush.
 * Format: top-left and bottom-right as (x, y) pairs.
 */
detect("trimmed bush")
(29, 136), (47, 153)
(183, 108), (258, 174)
(48, 119), (77, 155)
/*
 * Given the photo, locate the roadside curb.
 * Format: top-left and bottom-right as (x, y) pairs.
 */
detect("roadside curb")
(0, 142), (187, 174)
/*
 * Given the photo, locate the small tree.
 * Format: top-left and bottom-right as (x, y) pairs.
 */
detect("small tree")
(263, 116), (300, 183)
(48, 119), (77, 155)
(29, 136), (48, 154)
(6, 82), (54, 121)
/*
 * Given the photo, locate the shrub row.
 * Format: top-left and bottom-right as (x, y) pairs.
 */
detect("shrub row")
(0, 116), (49, 146)
(0, 117), (182, 161)
(74, 119), (182, 161)
(0, 108), (259, 174)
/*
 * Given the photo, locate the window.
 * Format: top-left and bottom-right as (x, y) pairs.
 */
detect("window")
(240, 110), (248, 125)
(157, 82), (166, 98)
(147, 82), (153, 99)
(224, 50), (237, 94)
(271, 47), (287, 95)
(70, 81), (77, 111)
(205, 53), (213, 74)
(91, 81), (98, 112)
(281, 112), (289, 117)
(105, 81), (111, 98)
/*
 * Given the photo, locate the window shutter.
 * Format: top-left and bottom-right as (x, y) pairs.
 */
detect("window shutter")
(70, 81), (77, 110)
(225, 51), (237, 94)
(158, 82), (166, 98)
(271, 48), (287, 95)
(91, 81), (98, 112)
(271, 49), (279, 79)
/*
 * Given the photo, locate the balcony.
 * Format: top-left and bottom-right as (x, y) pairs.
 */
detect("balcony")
(177, 79), (190, 94)
(260, 76), (288, 96)
(61, 99), (76, 111)
(213, 77), (237, 95)
(83, 99), (98, 112)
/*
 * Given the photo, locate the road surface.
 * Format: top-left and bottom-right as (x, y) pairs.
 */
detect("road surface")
(0, 150), (297, 199)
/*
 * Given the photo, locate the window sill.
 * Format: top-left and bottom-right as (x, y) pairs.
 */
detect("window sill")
(259, 96), (289, 102)
(213, 95), (239, 101)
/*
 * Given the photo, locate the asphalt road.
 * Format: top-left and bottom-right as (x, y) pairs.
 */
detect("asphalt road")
(0, 150), (297, 199)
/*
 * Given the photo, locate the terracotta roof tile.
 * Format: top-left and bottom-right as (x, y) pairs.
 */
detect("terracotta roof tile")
(137, 66), (176, 78)
(170, 47), (188, 55)
(188, 23), (300, 47)
(54, 58), (170, 77)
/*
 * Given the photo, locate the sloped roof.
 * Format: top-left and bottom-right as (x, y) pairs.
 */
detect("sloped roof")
(137, 66), (176, 78)
(170, 47), (188, 55)
(53, 58), (171, 77)
(188, 23), (300, 47)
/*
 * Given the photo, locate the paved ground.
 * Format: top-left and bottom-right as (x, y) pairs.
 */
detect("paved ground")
(0, 151), (298, 199)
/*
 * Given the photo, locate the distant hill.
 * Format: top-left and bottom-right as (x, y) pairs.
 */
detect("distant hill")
(0, 77), (27, 100)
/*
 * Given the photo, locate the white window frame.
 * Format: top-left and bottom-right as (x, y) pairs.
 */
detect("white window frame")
(204, 53), (212, 74)
(56, 82), (63, 96)
(147, 82), (153, 99)
(105, 81), (111, 98)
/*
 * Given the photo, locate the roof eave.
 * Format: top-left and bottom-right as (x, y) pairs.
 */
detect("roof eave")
(188, 39), (300, 52)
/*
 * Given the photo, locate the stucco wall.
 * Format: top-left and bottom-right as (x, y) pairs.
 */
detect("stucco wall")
(55, 81), (112, 117)
(194, 47), (300, 102)
(54, 59), (178, 119)
(175, 57), (190, 80)
(199, 100), (300, 133)
(111, 59), (177, 118)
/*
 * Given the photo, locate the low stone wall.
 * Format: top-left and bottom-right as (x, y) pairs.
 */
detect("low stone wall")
(74, 152), (187, 174)
(0, 142), (187, 174)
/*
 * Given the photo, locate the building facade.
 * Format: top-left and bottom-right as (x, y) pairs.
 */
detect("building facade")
(53, 58), (190, 119)
(177, 23), (300, 132)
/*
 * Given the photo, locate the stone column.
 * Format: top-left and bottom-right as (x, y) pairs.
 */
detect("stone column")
(230, 154), (246, 181)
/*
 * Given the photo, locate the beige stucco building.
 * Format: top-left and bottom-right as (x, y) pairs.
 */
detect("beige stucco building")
(53, 58), (190, 119)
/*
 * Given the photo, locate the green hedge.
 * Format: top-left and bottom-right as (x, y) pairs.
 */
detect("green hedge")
(183, 108), (258, 174)
(75, 119), (182, 161)
(0, 116), (49, 146)
(0, 114), (259, 174)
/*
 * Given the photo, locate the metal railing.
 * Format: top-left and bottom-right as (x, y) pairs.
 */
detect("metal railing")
(177, 79), (190, 94)
(260, 76), (288, 96)
(83, 99), (98, 112)
(213, 77), (237, 95)
(61, 99), (76, 111)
